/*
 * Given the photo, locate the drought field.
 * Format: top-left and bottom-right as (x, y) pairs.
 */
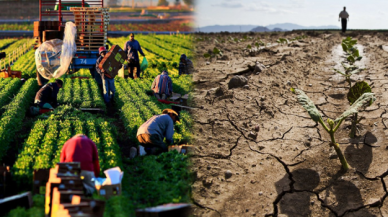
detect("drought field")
(0, 34), (194, 216)
(191, 31), (388, 216)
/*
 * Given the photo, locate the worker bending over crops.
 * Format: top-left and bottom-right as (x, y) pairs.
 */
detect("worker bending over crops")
(34, 79), (63, 110)
(96, 46), (115, 106)
(151, 70), (173, 100)
(60, 134), (100, 195)
(131, 109), (180, 158)
(178, 54), (194, 75)
(124, 33), (145, 79)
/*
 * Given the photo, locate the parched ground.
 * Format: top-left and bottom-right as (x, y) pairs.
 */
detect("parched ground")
(190, 31), (388, 217)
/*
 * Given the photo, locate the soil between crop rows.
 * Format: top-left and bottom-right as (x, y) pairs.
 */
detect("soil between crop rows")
(190, 32), (388, 217)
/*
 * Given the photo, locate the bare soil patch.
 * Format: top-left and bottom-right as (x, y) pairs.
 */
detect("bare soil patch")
(191, 32), (388, 216)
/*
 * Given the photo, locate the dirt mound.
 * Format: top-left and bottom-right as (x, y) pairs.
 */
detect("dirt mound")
(228, 75), (248, 89)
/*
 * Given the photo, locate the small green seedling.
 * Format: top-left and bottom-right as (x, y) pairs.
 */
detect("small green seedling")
(291, 88), (376, 170)
(204, 47), (223, 58)
(341, 37), (362, 65)
(347, 81), (373, 138)
(276, 38), (288, 45)
(334, 63), (364, 88)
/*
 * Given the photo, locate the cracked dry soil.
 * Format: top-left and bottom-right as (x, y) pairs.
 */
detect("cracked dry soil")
(190, 32), (388, 217)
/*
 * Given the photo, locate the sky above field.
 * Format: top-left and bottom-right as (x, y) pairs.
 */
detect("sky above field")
(195, 0), (388, 29)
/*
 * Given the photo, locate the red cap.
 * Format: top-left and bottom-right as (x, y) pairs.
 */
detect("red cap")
(99, 46), (107, 55)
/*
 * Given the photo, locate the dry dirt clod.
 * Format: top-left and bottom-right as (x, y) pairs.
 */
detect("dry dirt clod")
(254, 125), (260, 132)
(225, 170), (233, 179)
(206, 62), (210, 65)
(228, 75), (248, 89)
(248, 131), (258, 140)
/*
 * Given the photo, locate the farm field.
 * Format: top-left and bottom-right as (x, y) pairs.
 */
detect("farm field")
(191, 31), (388, 216)
(0, 21), (193, 32)
(0, 34), (194, 216)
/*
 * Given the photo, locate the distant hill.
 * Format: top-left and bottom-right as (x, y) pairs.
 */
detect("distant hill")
(251, 26), (271, 32)
(198, 23), (340, 33)
(266, 23), (340, 31)
(197, 25), (257, 33)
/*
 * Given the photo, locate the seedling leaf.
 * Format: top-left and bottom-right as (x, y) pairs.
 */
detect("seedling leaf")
(335, 92), (376, 122)
(347, 55), (355, 63)
(349, 68), (363, 75)
(247, 45), (252, 49)
(334, 69), (346, 76)
(342, 43), (348, 52)
(213, 47), (221, 55)
(347, 81), (371, 104)
(292, 88), (322, 122)
(203, 53), (211, 58)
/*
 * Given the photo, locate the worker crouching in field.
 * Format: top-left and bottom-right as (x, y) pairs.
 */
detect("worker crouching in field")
(34, 79), (63, 110)
(151, 70), (172, 100)
(60, 134), (100, 196)
(178, 54), (194, 76)
(131, 109), (180, 158)
(96, 46), (115, 107)
(124, 33), (146, 79)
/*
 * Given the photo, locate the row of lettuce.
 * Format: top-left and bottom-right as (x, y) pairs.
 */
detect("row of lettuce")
(9, 34), (193, 79)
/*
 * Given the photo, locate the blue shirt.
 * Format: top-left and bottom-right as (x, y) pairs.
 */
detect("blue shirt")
(124, 39), (145, 61)
(137, 114), (174, 144)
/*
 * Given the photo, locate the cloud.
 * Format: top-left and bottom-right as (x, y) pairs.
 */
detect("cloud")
(244, 2), (293, 14)
(211, 0), (243, 8)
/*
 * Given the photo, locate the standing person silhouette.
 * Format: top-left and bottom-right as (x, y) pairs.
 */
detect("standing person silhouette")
(339, 7), (349, 33)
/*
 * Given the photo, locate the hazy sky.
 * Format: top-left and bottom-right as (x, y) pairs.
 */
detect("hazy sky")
(195, 0), (388, 29)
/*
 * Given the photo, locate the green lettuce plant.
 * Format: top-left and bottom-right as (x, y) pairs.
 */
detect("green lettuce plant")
(291, 88), (376, 170)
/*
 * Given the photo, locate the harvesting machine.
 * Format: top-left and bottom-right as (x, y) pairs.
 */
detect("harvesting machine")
(34, 0), (109, 85)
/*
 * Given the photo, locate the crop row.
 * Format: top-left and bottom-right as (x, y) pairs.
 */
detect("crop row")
(115, 77), (192, 144)
(0, 38), (31, 68)
(0, 38), (18, 50)
(155, 35), (193, 50)
(57, 78), (106, 109)
(0, 78), (23, 109)
(0, 22), (193, 32)
(0, 78), (39, 161)
(140, 35), (192, 59)
(11, 49), (36, 79)
(13, 105), (122, 185)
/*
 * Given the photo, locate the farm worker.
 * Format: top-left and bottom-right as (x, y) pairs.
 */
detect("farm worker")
(178, 54), (194, 76)
(132, 109), (180, 157)
(151, 70), (173, 100)
(34, 79), (63, 110)
(96, 46), (115, 106)
(339, 7), (349, 33)
(60, 134), (100, 195)
(124, 33), (146, 79)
